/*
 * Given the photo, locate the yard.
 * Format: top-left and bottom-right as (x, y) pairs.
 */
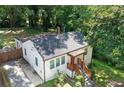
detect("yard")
(92, 59), (124, 87)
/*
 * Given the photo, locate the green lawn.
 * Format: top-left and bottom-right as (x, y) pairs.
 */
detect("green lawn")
(36, 79), (56, 87)
(92, 59), (124, 87)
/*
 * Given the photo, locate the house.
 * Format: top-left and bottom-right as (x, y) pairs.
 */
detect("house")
(15, 32), (93, 82)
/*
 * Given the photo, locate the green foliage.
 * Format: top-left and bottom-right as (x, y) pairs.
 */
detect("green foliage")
(55, 70), (66, 86)
(36, 79), (56, 87)
(0, 36), (3, 48)
(74, 74), (85, 87)
(92, 59), (124, 87)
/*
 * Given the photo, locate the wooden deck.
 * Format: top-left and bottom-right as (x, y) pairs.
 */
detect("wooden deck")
(67, 59), (92, 78)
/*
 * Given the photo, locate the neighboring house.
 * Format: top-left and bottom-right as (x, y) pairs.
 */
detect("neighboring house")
(15, 32), (93, 82)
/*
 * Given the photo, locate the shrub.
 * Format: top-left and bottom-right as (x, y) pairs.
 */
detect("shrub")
(115, 62), (124, 70)
(55, 70), (66, 86)
(74, 74), (85, 87)
(75, 81), (82, 87)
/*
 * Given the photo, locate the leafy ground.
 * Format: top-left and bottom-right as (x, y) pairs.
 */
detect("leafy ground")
(0, 28), (51, 48)
(92, 59), (124, 87)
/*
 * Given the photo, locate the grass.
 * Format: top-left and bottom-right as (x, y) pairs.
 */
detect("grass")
(92, 59), (124, 87)
(36, 79), (56, 87)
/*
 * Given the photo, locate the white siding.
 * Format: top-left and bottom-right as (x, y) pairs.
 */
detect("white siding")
(66, 55), (73, 77)
(45, 54), (71, 81)
(22, 40), (44, 81)
(84, 46), (93, 65)
(15, 39), (22, 48)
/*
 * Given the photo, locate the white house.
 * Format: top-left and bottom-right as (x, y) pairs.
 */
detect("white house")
(15, 32), (93, 82)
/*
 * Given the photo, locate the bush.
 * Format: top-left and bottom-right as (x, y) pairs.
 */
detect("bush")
(74, 75), (85, 87)
(55, 71), (66, 86)
(115, 62), (124, 70)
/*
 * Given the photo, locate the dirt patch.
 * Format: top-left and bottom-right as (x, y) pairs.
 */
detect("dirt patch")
(107, 80), (124, 87)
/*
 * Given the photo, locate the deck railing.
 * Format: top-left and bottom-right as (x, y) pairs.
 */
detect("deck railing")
(67, 59), (92, 78)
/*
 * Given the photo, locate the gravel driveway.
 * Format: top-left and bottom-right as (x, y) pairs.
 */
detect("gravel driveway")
(3, 61), (33, 87)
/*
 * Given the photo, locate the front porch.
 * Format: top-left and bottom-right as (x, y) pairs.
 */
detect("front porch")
(66, 48), (92, 78)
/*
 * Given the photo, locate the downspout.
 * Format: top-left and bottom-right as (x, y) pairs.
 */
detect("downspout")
(71, 56), (75, 78)
(43, 60), (46, 82)
(39, 54), (46, 83)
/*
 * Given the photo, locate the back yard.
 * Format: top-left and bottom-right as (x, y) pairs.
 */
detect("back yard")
(92, 59), (124, 87)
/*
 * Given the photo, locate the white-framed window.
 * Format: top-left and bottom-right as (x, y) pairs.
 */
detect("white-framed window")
(50, 60), (55, 69)
(56, 57), (60, 67)
(61, 56), (65, 65)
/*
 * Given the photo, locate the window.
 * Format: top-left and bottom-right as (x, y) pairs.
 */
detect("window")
(24, 48), (27, 56)
(50, 60), (54, 69)
(35, 57), (38, 66)
(56, 57), (60, 67)
(61, 56), (65, 64)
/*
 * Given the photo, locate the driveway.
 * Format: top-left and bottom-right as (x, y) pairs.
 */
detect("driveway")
(3, 59), (43, 87)
(19, 59), (43, 86)
(3, 61), (33, 87)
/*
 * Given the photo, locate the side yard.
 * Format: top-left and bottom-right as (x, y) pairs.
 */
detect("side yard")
(92, 59), (124, 87)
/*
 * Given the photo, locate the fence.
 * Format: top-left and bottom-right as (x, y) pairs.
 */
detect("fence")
(0, 48), (22, 64)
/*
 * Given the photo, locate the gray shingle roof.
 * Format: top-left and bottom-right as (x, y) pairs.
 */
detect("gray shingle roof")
(16, 31), (88, 60)
(31, 32), (88, 60)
